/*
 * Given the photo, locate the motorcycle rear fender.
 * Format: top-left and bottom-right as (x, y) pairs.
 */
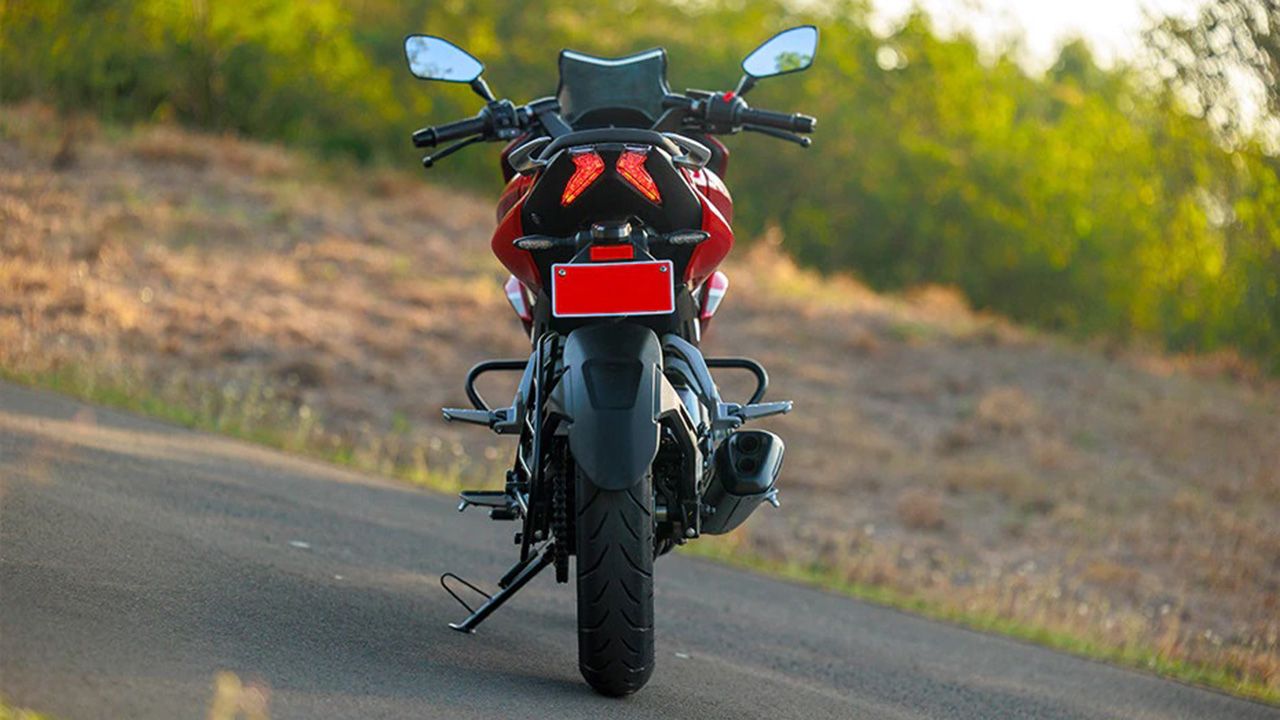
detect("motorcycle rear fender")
(551, 323), (685, 491)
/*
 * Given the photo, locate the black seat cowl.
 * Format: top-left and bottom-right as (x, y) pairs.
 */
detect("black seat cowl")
(537, 128), (681, 160)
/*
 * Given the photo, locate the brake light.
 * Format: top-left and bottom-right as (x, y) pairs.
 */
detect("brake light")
(561, 149), (604, 206)
(616, 148), (662, 204)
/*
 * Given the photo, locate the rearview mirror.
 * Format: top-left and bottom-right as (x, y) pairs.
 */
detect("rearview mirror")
(404, 35), (484, 83)
(741, 26), (818, 79)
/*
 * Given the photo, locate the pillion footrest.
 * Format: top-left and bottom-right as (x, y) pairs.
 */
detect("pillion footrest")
(458, 490), (510, 508)
(714, 399), (793, 430)
(457, 490), (523, 520)
(732, 400), (793, 422)
(441, 406), (519, 433)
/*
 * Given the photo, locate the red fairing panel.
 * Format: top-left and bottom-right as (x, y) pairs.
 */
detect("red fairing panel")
(686, 198), (733, 285)
(491, 200), (542, 291)
(704, 135), (731, 182)
(681, 167), (734, 285)
(496, 173), (534, 223)
(682, 166), (733, 224)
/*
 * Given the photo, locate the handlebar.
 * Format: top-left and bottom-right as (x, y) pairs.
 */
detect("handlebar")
(662, 93), (698, 112)
(413, 114), (489, 148)
(662, 91), (815, 137)
(410, 91), (816, 166)
(738, 106), (816, 134)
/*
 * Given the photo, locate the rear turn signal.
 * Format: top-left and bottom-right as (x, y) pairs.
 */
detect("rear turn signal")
(616, 147), (662, 204)
(561, 149), (605, 206)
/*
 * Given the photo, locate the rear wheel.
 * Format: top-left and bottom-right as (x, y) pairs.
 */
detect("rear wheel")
(574, 471), (655, 696)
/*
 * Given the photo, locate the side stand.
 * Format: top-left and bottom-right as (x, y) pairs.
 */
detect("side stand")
(440, 544), (556, 633)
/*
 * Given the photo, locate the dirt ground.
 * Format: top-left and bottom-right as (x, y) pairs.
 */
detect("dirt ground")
(2, 103), (1276, 690)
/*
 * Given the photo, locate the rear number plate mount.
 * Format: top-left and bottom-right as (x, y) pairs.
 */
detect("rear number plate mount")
(551, 260), (675, 318)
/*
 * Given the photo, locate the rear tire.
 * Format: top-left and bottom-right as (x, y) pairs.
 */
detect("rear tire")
(574, 472), (655, 696)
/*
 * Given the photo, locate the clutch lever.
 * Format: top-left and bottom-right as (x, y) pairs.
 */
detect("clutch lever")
(742, 125), (811, 148)
(422, 135), (485, 168)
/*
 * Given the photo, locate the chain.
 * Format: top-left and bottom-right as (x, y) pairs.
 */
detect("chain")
(550, 453), (570, 583)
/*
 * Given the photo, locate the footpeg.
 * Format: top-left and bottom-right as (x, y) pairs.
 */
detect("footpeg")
(730, 400), (792, 422)
(457, 490), (509, 510)
(442, 406), (518, 433)
(457, 490), (523, 520)
(444, 358), (529, 435)
(442, 407), (490, 425)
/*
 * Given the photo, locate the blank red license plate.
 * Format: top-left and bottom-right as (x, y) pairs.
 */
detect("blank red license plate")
(551, 260), (675, 317)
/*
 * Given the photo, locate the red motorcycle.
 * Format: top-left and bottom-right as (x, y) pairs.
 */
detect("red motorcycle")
(405, 27), (818, 696)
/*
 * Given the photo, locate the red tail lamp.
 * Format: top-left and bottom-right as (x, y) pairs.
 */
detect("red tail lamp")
(561, 149), (605, 206)
(616, 147), (662, 204)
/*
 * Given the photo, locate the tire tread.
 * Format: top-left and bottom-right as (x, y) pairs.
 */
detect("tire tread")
(575, 473), (655, 696)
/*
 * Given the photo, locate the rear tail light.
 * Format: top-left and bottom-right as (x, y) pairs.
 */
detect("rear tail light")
(561, 149), (605, 206)
(616, 147), (662, 204)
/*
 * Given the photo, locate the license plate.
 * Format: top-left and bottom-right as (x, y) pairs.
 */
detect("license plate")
(551, 260), (675, 318)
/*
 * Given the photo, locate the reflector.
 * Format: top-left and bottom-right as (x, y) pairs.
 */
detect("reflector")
(589, 244), (635, 261)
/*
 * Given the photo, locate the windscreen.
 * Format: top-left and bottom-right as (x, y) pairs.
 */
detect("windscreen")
(556, 49), (670, 128)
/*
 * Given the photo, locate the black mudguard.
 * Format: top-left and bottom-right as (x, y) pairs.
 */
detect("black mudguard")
(556, 323), (666, 491)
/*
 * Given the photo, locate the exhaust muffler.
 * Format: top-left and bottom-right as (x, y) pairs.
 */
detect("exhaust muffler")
(700, 430), (784, 535)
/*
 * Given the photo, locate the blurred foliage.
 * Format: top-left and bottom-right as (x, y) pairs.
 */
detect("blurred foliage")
(1146, 0), (1279, 141)
(2, 0), (1278, 369)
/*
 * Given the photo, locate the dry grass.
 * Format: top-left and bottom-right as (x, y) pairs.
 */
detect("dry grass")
(3, 103), (1278, 700)
(896, 489), (946, 531)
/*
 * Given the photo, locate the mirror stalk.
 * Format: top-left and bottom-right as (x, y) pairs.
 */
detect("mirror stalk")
(470, 77), (496, 102)
(733, 74), (757, 97)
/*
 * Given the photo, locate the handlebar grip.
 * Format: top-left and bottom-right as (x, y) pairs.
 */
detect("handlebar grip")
(412, 114), (489, 148)
(737, 107), (816, 133)
(662, 93), (696, 111)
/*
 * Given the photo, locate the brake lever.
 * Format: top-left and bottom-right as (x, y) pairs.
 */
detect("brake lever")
(742, 125), (811, 148)
(422, 135), (486, 168)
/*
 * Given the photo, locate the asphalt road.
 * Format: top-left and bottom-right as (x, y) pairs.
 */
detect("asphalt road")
(1, 382), (1275, 720)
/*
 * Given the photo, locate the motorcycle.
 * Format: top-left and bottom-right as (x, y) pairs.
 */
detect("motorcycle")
(404, 26), (818, 696)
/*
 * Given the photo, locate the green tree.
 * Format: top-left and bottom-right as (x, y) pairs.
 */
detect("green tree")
(2, 0), (1277, 369)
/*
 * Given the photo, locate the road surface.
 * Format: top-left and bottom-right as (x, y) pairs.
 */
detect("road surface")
(1, 382), (1275, 719)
